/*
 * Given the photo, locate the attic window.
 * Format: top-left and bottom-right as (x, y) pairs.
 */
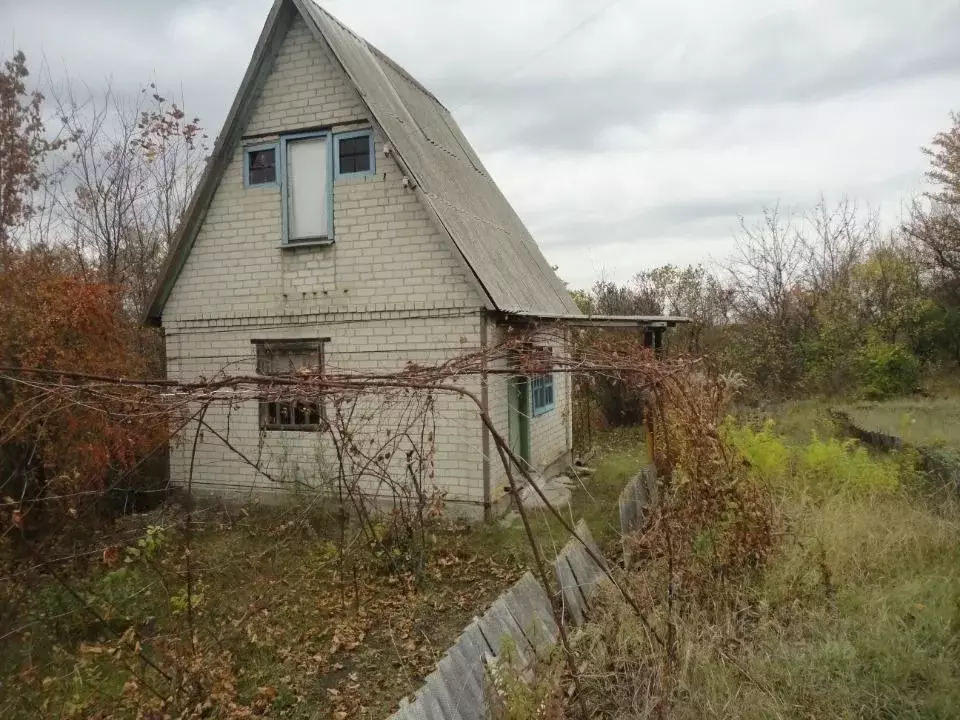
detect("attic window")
(335, 131), (374, 177)
(245, 145), (277, 187)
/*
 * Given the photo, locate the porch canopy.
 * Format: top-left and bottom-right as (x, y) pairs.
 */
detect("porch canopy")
(501, 311), (691, 349)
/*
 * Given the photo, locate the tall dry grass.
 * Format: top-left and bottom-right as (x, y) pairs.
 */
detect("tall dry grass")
(513, 415), (960, 718)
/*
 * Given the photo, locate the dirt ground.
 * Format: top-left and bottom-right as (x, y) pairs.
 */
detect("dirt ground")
(1, 441), (646, 718)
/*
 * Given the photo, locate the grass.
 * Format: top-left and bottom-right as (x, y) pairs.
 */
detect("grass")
(0, 435), (648, 719)
(537, 402), (960, 719)
(683, 403), (960, 717)
(681, 490), (960, 719)
(843, 397), (960, 451)
(468, 427), (648, 562)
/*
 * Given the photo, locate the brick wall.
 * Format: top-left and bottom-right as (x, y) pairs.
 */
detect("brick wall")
(165, 14), (480, 323)
(166, 311), (487, 510)
(163, 14), (490, 511)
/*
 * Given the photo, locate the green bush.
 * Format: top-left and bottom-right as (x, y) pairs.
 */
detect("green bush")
(799, 435), (901, 494)
(856, 340), (921, 400)
(725, 419), (791, 482)
(727, 419), (904, 496)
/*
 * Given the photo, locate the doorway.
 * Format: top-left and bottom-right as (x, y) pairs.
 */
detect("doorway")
(507, 376), (531, 466)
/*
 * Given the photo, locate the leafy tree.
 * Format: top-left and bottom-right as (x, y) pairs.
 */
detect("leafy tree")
(634, 264), (733, 354)
(570, 288), (593, 314)
(908, 113), (960, 285)
(0, 51), (59, 249)
(856, 337), (921, 399)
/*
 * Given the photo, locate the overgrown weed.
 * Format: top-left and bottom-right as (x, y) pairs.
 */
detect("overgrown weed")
(513, 412), (960, 718)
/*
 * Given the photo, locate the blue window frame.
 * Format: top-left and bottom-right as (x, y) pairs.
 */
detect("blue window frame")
(531, 374), (555, 416)
(244, 128), (376, 246)
(334, 130), (375, 179)
(244, 142), (279, 188)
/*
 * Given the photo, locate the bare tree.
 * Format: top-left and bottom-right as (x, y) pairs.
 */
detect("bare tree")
(727, 205), (807, 328)
(802, 196), (877, 303)
(41, 77), (207, 315)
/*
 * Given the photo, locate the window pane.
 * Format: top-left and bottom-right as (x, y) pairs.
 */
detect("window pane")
(248, 148), (276, 185)
(256, 342), (325, 429)
(338, 135), (370, 174)
(532, 374), (554, 413)
(294, 403), (307, 425)
(287, 138), (328, 240)
(283, 349), (320, 375)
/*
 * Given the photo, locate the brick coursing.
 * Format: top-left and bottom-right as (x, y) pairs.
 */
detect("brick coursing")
(162, 14), (570, 513)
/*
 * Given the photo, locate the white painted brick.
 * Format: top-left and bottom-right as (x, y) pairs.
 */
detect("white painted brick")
(161, 14), (571, 512)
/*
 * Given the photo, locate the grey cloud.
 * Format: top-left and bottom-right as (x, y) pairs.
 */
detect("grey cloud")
(2, 0), (956, 286)
(439, 3), (960, 151)
(534, 170), (920, 257)
(5, 0), (268, 138)
(535, 197), (774, 252)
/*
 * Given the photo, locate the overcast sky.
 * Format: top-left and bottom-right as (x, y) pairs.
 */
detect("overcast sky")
(4, 0), (959, 290)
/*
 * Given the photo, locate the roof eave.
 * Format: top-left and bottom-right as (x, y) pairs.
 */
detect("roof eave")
(502, 311), (692, 328)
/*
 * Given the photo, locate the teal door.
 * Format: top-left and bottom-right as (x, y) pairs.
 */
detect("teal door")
(507, 376), (531, 466)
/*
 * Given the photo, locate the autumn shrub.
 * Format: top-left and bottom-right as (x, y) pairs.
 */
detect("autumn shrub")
(0, 247), (167, 529)
(648, 371), (777, 596)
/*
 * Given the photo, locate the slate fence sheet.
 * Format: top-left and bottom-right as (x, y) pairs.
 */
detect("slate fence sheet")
(389, 516), (615, 719)
(389, 470), (662, 720)
(619, 465), (658, 566)
(388, 568), (556, 720)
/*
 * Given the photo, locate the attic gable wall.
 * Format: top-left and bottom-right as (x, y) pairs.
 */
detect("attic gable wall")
(164, 14), (481, 323)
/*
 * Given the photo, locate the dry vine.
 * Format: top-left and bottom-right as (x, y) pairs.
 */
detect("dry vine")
(0, 326), (773, 717)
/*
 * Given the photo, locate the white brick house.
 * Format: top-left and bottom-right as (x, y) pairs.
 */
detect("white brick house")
(144, 0), (585, 519)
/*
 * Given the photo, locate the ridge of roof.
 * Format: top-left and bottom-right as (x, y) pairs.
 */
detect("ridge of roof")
(305, 3), (448, 110)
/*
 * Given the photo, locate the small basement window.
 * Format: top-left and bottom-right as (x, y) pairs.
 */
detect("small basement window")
(254, 339), (327, 431)
(245, 144), (277, 187)
(531, 374), (555, 416)
(335, 131), (374, 177)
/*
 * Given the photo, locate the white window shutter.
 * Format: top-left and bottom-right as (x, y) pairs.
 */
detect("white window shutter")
(286, 137), (328, 240)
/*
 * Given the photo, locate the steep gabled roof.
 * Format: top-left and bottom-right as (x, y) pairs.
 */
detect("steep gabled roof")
(144, 0), (580, 324)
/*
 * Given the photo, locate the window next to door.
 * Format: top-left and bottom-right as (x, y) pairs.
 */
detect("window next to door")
(242, 129), (375, 247)
(531, 374), (555, 416)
